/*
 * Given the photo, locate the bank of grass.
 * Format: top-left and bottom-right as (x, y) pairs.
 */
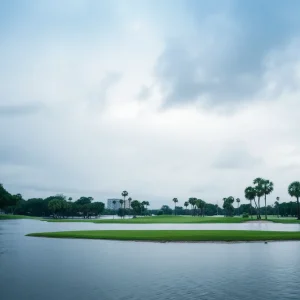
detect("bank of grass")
(26, 230), (300, 242)
(94, 216), (247, 224)
(0, 214), (40, 220)
(45, 215), (300, 224)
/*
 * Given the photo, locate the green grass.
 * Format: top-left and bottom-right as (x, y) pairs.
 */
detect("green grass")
(0, 214), (40, 220)
(93, 216), (249, 224)
(269, 218), (300, 224)
(45, 218), (95, 222)
(26, 230), (300, 242)
(44, 215), (300, 224)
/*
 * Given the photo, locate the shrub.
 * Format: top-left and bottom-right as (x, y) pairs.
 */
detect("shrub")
(243, 213), (249, 218)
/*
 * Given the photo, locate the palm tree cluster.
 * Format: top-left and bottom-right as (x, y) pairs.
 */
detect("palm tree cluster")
(244, 178), (273, 220)
(116, 190), (150, 218)
(170, 178), (300, 220)
(171, 197), (207, 216)
(288, 182), (300, 220)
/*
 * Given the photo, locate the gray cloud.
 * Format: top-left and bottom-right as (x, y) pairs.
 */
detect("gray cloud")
(154, 0), (300, 108)
(213, 147), (262, 169)
(0, 103), (43, 116)
(137, 85), (152, 101)
(88, 72), (122, 108)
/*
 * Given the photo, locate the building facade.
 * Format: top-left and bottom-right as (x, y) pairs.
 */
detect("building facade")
(107, 199), (130, 210)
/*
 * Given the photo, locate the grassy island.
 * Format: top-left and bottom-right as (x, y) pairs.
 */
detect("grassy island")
(26, 230), (300, 242)
(0, 214), (40, 220)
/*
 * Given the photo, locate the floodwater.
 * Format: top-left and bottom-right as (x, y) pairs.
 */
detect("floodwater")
(1, 219), (300, 300)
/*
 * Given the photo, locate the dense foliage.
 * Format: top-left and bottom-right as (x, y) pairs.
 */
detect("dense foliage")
(0, 184), (104, 218)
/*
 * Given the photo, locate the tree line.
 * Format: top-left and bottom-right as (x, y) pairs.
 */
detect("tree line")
(111, 191), (150, 218)
(0, 184), (104, 218)
(165, 178), (300, 219)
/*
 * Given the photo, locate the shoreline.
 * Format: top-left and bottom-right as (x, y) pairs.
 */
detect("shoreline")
(26, 229), (300, 243)
(26, 235), (300, 244)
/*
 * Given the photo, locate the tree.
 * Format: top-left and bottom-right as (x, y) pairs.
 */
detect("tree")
(112, 200), (117, 219)
(121, 191), (128, 218)
(172, 198), (178, 215)
(253, 178), (265, 219)
(91, 202), (105, 218)
(196, 199), (205, 217)
(131, 200), (142, 216)
(223, 196), (234, 216)
(288, 181), (300, 220)
(48, 198), (66, 218)
(128, 197), (132, 215)
(236, 198), (240, 216)
(119, 199), (124, 215)
(244, 187), (257, 219)
(260, 179), (274, 219)
(184, 201), (189, 213)
(275, 196), (280, 217)
(188, 197), (197, 216)
(160, 205), (172, 215)
(0, 183), (12, 210)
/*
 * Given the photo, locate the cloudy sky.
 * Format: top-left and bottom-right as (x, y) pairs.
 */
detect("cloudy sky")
(1, 0), (300, 208)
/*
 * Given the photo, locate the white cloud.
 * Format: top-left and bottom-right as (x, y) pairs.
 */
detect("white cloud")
(1, 1), (300, 208)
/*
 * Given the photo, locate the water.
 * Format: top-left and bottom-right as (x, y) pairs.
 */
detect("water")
(1, 220), (300, 300)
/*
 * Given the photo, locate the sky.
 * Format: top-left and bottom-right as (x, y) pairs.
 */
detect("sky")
(1, 0), (300, 208)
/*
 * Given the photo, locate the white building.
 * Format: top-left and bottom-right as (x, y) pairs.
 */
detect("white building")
(107, 199), (130, 210)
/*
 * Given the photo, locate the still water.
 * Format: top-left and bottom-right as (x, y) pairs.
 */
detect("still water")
(1, 220), (300, 300)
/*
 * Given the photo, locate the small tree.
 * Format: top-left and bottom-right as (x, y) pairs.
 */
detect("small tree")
(236, 198), (241, 216)
(223, 197), (234, 216)
(288, 182), (300, 220)
(184, 201), (189, 214)
(121, 191), (128, 218)
(172, 198), (178, 215)
(112, 200), (116, 219)
(245, 187), (256, 219)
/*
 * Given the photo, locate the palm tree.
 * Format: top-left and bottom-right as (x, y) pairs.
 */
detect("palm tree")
(260, 179), (274, 219)
(184, 201), (189, 214)
(141, 201), (147, 215)
(172, 198), (178, 215)
(188, 197), (197, 216)
(121, 191), (128, 218)
(253, 178), (265, 219)
(145, 201), (150, 215)
(119, 199), (124, 218)
(244, 187), (256, 219)
(196, 199), (205, 217)
(276, 196), (280, 217)
(236, 198), (240, 216)
(112, 200), (116, 219)
(128, 197), (132, 216)
(288, 181), (300, 220)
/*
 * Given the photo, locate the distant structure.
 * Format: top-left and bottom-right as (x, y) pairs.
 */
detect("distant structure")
(107, 199), (130, 210)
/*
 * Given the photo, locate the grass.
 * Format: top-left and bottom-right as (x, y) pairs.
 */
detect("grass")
(45, 218), (95, 222)
(26, 230), (300, 242)
(45, 216), (249, 223)
(93, 216), (249, 224)
(44, 215), (300, 224)
(0, 214), (40, 220)
(3, 214), (300, 224)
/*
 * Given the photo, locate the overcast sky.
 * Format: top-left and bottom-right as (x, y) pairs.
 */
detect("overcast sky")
(1, 0), (300, 208)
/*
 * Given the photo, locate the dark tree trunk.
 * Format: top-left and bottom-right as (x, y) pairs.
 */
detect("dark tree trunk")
(264, 194), (267, 220)
(297, 197), (300, 220)
(250, 200), (253, 219)
(257, 197), (261, 219)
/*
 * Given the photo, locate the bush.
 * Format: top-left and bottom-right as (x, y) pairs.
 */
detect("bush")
(243, 213), (249, 218)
